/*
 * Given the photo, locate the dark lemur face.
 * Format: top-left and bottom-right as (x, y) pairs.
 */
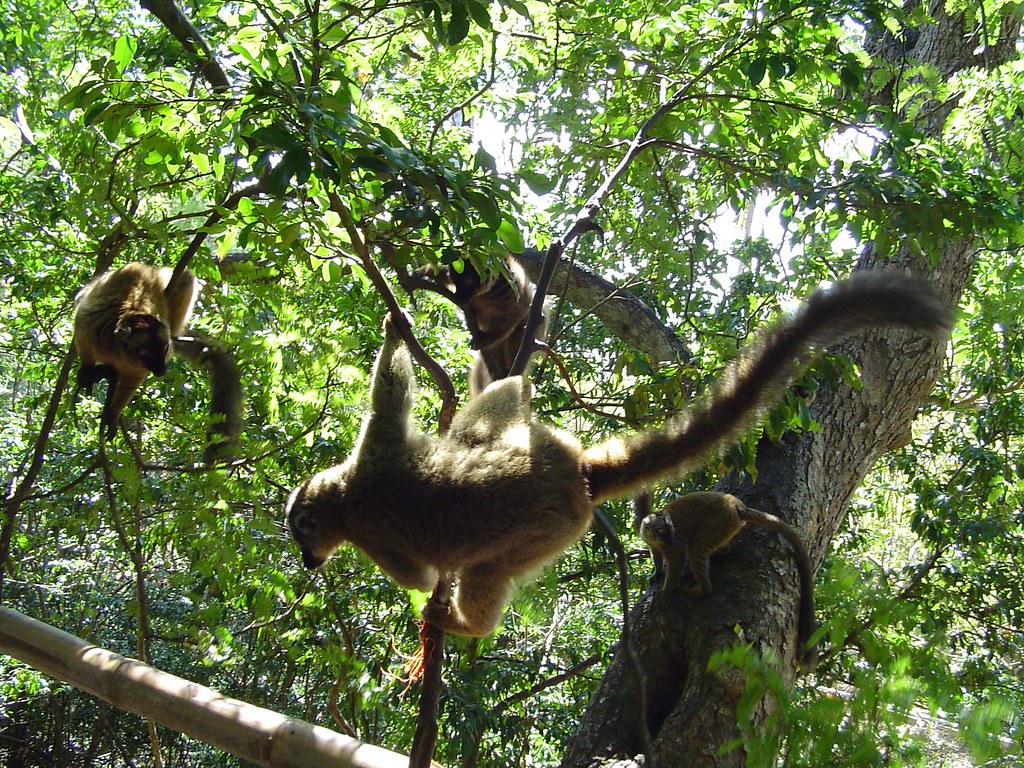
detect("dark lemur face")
(285, 481), (330, 570)
(640, 513), (673, 548)
(115, 314), (172, 375)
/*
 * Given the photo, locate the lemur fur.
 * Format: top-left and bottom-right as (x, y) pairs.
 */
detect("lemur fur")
(285, 272), (952, 636)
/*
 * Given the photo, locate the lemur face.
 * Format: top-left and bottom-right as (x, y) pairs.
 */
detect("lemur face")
(286, 482), (329, 569)
(115, 314), (172, 375)
(640, 513), (674, 548)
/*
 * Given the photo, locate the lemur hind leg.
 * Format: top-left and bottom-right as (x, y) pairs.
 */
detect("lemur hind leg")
(422, 562), (513, 637)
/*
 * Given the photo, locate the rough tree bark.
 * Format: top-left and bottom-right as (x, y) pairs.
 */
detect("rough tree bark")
(561, 5), (1023, 766)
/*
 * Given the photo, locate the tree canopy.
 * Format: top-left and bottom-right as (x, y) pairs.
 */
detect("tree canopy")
(1, 0), (1023, 766)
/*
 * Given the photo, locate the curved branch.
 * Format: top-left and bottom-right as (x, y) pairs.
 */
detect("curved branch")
(508, 73), (707, 376)
(428, 31), (498, 155)
(324, 192), (458, 432)
(514, 248), (691, 364)
(168, 181), (266, 297)
(537, 344), (633, 423)
(139, 0), (231, 92)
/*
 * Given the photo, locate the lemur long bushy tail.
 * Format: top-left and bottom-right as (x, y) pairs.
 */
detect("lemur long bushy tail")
(583, 272), (954, 502)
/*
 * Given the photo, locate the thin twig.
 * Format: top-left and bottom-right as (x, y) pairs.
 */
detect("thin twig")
(461, 653), (603, 768)
(409, 580), (450, 768)
(816, 544), (948, 667)
(0, 344), (78, 598)
(0, 220), (133, 596)
(97, 443), (164, 766)
(536, 343), (631, 423)
(428, 31), (499, 154)
(324, 191), (458, 431)
(169, 181), (266, 296)
(236, 593), (307, 635)
(593, 509), (654, 765)
(491, 653), (602, 715)
(508, 65), (720, 376)
(328, 674), (359, 738)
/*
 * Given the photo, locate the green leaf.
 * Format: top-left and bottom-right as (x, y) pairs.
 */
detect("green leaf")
(474, 145), (497, 173)
(840, 64), (862, 91)
(82, 100), (111, 125)
(746, 57), (767, 86)
(467, 190), (501, 229)
(267, 147), (312, 195)
(447, 0), (470, 45)
(112, 36), (137, 74)
(351, 151), (393, 174)
(280, 222), (301, 249)
(768, 54), (794, 80)
(465, 0), (491, 29)
(376, 142), (413, 171)
(245, 125), (301, 151)
(503, 0), (531, 18)
(521, 170), (557, 195)
(59, 79), (101, 108)
(496, 218), (525, 252)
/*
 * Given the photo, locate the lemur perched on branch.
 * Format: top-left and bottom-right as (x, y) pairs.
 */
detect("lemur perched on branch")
(640, 491), (818, 668)
(73, 262), (242, 464)
(409, 256), (547, 395)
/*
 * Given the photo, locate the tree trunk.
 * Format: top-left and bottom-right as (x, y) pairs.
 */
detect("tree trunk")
(562, 5), (1022, 765)
(562, 248), (972, 768)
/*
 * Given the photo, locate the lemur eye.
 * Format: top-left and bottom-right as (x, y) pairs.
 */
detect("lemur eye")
(292, 509), (317, 536)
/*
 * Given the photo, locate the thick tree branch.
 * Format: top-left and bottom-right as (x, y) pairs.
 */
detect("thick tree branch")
(139, 0), (231, 92)
(514, 248), (691, 364)
(0, 608), (411, 768)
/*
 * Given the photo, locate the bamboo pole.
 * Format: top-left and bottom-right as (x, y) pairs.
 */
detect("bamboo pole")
(0, 608), (411, 768)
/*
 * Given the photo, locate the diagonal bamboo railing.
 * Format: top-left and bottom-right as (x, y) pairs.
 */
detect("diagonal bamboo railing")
(0, 608), (413, 768)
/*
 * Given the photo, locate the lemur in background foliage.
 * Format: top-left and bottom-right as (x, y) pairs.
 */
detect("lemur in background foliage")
(73, 262), (242, 464)
(411, 256), (547, 395)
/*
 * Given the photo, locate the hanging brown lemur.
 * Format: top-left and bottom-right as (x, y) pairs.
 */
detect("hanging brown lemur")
(640, 491), (818, 667)
(285, 272), (953, 637)
(411, 255), (547, 395)
(73, 262), (243, 464)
